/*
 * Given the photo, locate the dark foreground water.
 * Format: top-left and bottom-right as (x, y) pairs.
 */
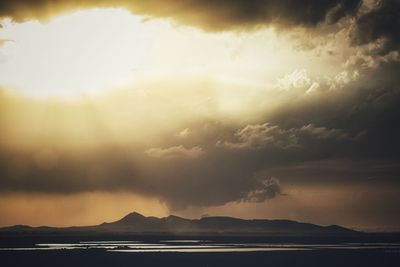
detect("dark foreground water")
(1, 235), (400, 266)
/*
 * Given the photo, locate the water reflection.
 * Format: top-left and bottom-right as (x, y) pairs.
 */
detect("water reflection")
(1, 240), (399, 253)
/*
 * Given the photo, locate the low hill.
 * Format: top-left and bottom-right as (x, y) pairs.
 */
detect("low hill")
(0, 211), (356, 236)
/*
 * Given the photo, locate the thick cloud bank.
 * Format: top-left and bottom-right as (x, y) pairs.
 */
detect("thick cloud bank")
(0, 0), (361, 30)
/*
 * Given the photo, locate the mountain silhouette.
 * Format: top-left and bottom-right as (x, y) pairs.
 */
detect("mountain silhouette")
(0, 212), (356, 235)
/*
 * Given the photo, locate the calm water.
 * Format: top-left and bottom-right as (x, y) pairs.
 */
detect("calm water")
(1, 237), (400, 267)
(1, 240), (400, 253)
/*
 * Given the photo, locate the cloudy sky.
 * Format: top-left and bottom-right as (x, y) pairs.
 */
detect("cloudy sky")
(0, 0), (399, 231)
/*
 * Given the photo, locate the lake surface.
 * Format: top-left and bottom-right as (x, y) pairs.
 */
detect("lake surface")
(1, 235), (400, 266)
(1, 239), (400, 253)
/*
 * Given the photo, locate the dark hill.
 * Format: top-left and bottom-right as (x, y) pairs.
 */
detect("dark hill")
(0, 212), (357, 236)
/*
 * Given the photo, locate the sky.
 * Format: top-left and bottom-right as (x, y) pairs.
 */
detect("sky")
(0, 0), (399, 231)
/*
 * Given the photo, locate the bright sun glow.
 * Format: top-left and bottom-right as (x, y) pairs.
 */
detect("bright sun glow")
(0, 8), (322, 98)
(0, 9), (163, 97)
(0, 8), (342, 98)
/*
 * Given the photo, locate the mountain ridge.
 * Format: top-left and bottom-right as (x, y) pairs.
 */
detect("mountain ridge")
(0, 211), (356, 236)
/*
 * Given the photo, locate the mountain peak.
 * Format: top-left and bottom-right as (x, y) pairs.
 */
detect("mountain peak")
(117, 211), (146, 223)
(126, 211), (145, 218)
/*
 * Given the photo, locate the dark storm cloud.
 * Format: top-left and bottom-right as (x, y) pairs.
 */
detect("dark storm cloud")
(0, 0), (361, 31)
(268, 61), (400, 160)
(217, 122), (361, 151)
(350, 0), (400, 55)
(0, 147), (144, 193)
(1, 59), (399, 210)
(242, 177), (282, 202)
(263, 159), (400, 185)
(0, 66), (399, 211)
(0, 142), (284, 210)
(128, 0), (362, 31)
